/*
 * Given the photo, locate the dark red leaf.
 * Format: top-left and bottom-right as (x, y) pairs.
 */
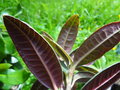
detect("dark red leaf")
(44, 35), (73, 65)
(31, 80), (48, 90)
(57, 15), (79, 54)
(3, 16), (62, 90)
(70, 48), (78, 59)
(82, 62), (120, 90)
(74, 22), (120, 66)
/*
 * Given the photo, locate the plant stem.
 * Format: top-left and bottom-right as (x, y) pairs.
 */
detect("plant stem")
(66, 66), (75, 90)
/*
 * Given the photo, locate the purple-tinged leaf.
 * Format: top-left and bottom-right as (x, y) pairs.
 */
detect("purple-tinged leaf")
(31, 80), (48, 90)
(82, 62), (120, 90)
(3, 15), (62, 90)
(57, 15), (79, 54)
(74, 22), (120, 66)
(44, 35), (73, 65)
(72, 72), (94, 87)
(71, 84), (77, 90)
(70, 48), (78, 59)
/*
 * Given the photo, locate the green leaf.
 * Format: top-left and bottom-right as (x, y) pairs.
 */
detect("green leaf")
(4, 36), (16, 54)
(116, 44), (120, 55)
(0, 63), (12, 71)
(57, 15), (79, 54)
(0, 34), (5, 61)
(1, 83), (13, 90)
(0, 69), (30, 85)
(20, 74), (36, 90)
(76, 66), (98, 74)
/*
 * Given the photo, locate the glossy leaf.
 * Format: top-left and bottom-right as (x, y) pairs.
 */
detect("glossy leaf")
(0, 69), (30, 85)
(72, 72), (94, 87)
(74, 22), (120, 66)
(31, 80), (48, 90)
(76, 66), (98, 74)
(44, 35), (73, 65)
(3, 15), (62, 90)
(82, 62), (120, 90)
(57, 15), (79, 54)
(0, 63), (12, 71)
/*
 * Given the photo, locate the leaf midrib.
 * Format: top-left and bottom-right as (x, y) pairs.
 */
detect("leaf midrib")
(95, 71), (119, 89)
(62, 16), (78, 52)
(5, 17), (58, 90)
(75, 27), (120, 66)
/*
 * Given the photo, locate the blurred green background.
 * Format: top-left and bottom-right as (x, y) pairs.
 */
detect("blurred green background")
(0, 0), (120, 89)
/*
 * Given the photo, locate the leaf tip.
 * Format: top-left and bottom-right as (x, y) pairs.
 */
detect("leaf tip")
(73, 14), (79, 18)
(3, 15), (9, 19)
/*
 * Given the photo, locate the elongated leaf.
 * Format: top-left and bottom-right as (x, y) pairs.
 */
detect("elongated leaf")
(0, 34), (5, 60)
(3, 15), (62, 90)
(4, 36), (16, 54)
(72, 72), (94, 87)
(82, 62), (120, 90)
(74, 22), (120, 66)
(0, 69), (30, 85)
(41, 31), (53, 40)
(57, 15), (79, 54)
(44, 35), (73, 65)
(76, 66), (98, 74)
(0, 63), (12, 71)
(31, 80), (48, 90)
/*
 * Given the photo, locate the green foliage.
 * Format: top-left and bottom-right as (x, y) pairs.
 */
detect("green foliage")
(0, 0), (120, 90)
(0, 19), (30, 90)
(1, 0), (120, 40)
(0, 69), (30, 85)
(3, 14), (120, 90)
(0, 63), (12, 71)
(0, 33), (5, 61)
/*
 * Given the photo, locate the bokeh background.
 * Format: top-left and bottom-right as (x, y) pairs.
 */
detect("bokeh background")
(0, 0), (120, 89)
